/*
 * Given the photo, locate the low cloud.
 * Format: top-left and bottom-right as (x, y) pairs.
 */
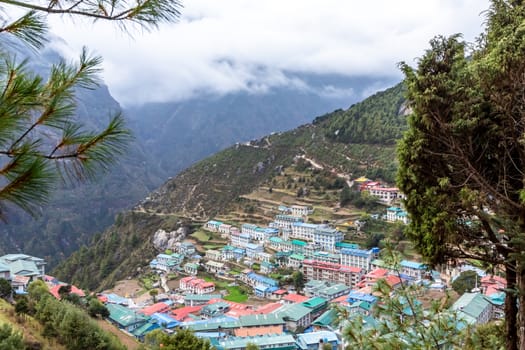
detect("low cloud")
(47, 0), (490, 106)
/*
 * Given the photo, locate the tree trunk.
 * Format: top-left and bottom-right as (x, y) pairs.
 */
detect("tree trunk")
(519, 264), (525, 350)
(507, 265), (518, 350)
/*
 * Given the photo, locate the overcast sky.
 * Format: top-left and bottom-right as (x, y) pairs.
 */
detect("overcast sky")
(47, 0), (490, 106)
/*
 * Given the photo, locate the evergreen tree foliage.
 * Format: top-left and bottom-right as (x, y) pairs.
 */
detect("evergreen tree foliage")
(0, 278), (12, 299)
(319, 83), (406, 144)
(34, 295), (125, 349)
(451, 271), (480, 294)
(0, 0), (182, 218)
(144, 329), (213, 350)
(0, 324), (25, 350)
(397, 1), (525, 348)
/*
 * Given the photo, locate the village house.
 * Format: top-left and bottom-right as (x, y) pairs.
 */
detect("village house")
(304, 280), (351, 301)
(205, 220), (223, 231)
(366, 186), (404, 204)
(219, 223), (233, 235)
(0, 262), (10, 280)
(296, 331), (339, 350)
(288, 254), (305, 269)
(150, 253), (183, 272)
(184, 294), (223, 306)
(221, 245), (236, 261)
(180, 276), (216, 294)
(273, 303), (313, 332)
(385, 206), (409, 224)
(302, 260), (363, 288)
(230, 231), (251, 248)
(205, 261), (227, 275)
(245, 243), (264, 258)
(270, 214), (304, 230)
(234, 314), (286, 337)
(313, 226), (344, 251)
(178, 242), (196, 257)
(340, 247), (380, 271)
(290, 205), (314, 217)
(313, 251), (340, 264)
(451, 292), (494, 325)
(106, 303), (148, 332)
(255, 252), (272, 263)
(260, 261), (275, 274)
(205, 250), (222, 261)
(291, 222), (319, 241)
(211, 334), (296, 350)
(0, 254), (46, 280)
(183, 262), (199, 275)
(140, 302), (171, 316)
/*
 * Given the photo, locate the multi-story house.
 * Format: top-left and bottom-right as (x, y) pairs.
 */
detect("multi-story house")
(205, 250), (222, 261)
(205, 220), (223, 232)
(150, 253), (183, 272)
(290, 205), (314, 217)
(451, 293), (493, 324)
(0, 254), (46, 280)
(218, 223), (233, 235)
(302, 260), (363, 288)
(367, 186), (405, 204)
(221, 245), (236, 261)
(230, 231), (251, 248)
(313, 227), (344, 252)
(386, 207), (409, 224)
(313, 251), (340, 264)
(179, 276), (216, 294)
(291, 222), (319, 241)
(339, 247), (380, 271)
(245, 243), (264, 258)
(270, 214), (304, 230)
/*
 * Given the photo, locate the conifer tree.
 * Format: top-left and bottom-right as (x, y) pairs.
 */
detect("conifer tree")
(0, 0), (182, 218)
(397, 1), (525, 348)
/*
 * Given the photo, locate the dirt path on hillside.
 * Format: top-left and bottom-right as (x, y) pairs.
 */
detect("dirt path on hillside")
(96, 320), (140, 350)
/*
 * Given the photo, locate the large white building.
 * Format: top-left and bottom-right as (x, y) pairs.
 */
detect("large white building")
(313, 226), (344, 251)
(291, 222), (319, 241)
(339, 247), (380, 271)
(230, 231), (251, 248)
(270, 214), (304, 230)
(367, 186), (405, 204)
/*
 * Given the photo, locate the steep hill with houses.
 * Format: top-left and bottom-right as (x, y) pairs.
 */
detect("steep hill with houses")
(54, 83), (407, 291)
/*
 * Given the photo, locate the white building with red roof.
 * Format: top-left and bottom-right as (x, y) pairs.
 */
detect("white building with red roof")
(179, 276), (215, 294)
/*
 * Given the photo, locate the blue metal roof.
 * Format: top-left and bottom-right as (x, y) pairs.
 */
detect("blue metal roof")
(340, 248), (372, 258)
(400, 260), (427, 270)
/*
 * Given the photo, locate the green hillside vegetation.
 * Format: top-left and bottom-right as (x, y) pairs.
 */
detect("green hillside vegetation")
(0, 281), (125, 350)
(55, 83), (407, 290)
(318, 83), (407, 144)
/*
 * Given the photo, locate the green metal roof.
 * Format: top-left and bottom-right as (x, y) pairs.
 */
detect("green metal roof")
(273, 303), (311, 322)
(238, 313), (284, 327)
(185, 320), (240, 332)
(321, 284), (351, 297)
(302, 297), (328, 310)
(350, 301), (372, 311)
(289, 253), (305, 260)
(132, 321), (159, 337)
(184, 294), (222, 301)
(107, 304), (148, 327)
(291, 240), (307, 246)
(312, 308), (337, 327)
(451, 293), (491, 321)
(211, 334), (296, 350)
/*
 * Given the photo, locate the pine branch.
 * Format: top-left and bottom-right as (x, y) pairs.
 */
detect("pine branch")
(0, 10), (48, 49)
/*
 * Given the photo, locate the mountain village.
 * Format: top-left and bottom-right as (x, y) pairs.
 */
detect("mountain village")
(0, 177), (507, 350)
